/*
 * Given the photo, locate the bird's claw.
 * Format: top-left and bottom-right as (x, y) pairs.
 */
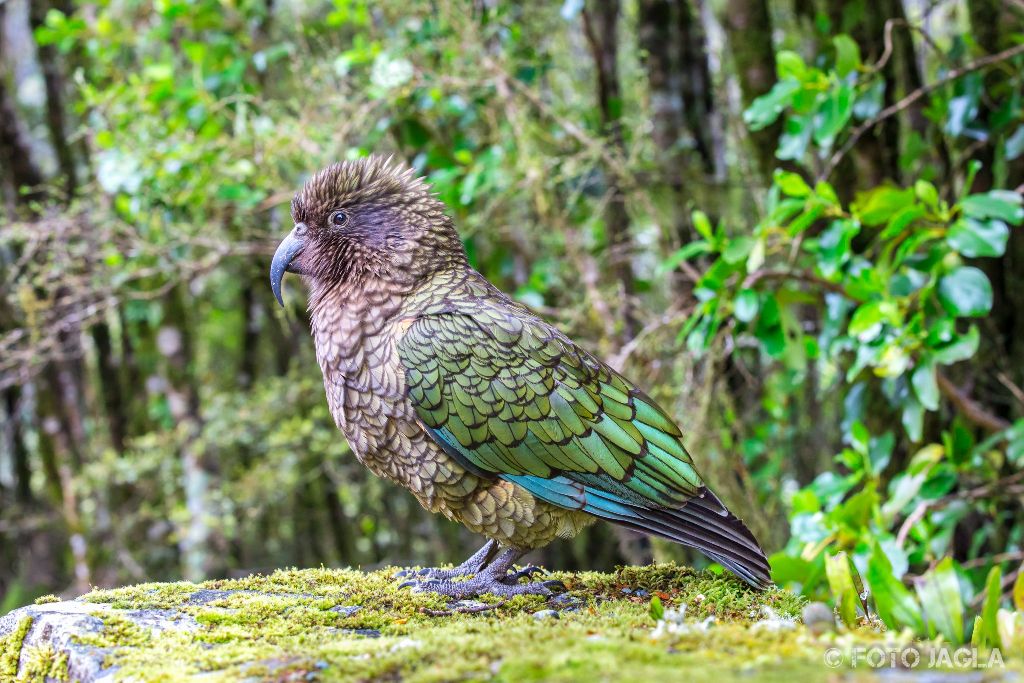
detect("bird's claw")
(400, 578), (443, 592)
(399, 572), (565, 599)
(499, 565), (547, 584)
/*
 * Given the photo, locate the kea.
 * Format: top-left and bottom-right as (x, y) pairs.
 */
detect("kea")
(270, 156), (772, 597)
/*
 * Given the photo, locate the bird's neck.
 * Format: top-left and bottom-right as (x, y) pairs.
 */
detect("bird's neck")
(309, 276), (407, 352)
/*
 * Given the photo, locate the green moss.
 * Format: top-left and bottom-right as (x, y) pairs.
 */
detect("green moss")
(17, 644), (69, 682)
(24, 564), (1018, 681)
(72, 612), (152, 649)
(32, 595), (60, 606)
(0, 615), (33, 679)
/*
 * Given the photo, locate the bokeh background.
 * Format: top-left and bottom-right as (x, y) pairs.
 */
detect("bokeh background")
(1, 0), (1023, 638)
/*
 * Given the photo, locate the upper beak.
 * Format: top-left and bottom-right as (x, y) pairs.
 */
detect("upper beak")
(270, 224), (307, 307)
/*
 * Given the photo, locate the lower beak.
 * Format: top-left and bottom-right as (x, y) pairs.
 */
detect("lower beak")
(270, 224), (306, 306)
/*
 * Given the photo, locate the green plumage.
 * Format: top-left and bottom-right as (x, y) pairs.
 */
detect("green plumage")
(397, 296), (702, 509)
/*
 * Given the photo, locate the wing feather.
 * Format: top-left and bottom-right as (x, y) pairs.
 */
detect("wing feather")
(397, 298), (771, 588)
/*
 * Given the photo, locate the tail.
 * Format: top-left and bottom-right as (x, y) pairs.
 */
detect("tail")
(588, 487), (773, 589)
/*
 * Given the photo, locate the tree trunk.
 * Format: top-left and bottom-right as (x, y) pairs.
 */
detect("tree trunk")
(677, 0), (721, 177)
(0, 12), (45, 212)
(28, 0), (78, 202)
(91, 321), (127, 453)
(161, 286), (222, 581)
(582, 0), (638, 341)
(825, 0), (913, 190)
(721, 0), (780, 177)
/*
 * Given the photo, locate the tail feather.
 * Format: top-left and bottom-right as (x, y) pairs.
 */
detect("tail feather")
(585, 487), (773, 589)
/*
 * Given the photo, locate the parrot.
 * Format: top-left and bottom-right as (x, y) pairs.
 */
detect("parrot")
(270, 155), (772, 598)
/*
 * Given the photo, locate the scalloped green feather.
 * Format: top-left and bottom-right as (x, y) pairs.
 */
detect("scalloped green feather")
(397, 301), (705, 508)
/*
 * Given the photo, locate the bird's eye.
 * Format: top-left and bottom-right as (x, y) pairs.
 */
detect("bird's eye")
(330, 210), (348, 227)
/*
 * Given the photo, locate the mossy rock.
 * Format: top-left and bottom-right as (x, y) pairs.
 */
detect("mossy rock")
(0, 563), (1011, 682)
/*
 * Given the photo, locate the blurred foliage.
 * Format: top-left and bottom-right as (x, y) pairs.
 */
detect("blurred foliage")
(1, 0), (1024, 652)
(682, 23), (1024, 645)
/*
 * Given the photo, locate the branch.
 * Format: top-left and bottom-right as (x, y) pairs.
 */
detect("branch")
(897, 470), (1024, 547)
(821, 41), (1024, 181)
(936, 371), (1011, 433)
(743, 269), (856, 299)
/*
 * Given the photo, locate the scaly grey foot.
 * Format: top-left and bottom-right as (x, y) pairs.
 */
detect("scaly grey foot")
(394, 539), (500, 582)
(399, 547), (566, 598)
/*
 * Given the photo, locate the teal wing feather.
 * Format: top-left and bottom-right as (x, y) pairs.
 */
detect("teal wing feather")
(397, 298), (771, 588)
(398, 302), (702, 503)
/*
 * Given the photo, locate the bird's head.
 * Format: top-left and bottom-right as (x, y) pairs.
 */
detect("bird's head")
(270, 156), (463, 306)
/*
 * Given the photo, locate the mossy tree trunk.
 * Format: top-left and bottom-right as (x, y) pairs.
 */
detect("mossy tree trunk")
(721, 0), (779, 179)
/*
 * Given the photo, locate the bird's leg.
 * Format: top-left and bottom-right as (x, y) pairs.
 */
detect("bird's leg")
(395, 539), (500, 581)
(403, 547), (567, 599)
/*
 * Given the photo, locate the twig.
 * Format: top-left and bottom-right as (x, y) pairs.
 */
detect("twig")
(961, 550), (1024, 570)
(936, 372), (1011, 433)
(743, 269), (856, 299)
(481, 57), (635, 191)
(997, 372), (1024, 407)
(866, 19), (951, 77)
(969, 566), (1021, 609)
(821, 42), (1024, 181)
(896, 470), (1024, 547)
(608, 308), (691, 372)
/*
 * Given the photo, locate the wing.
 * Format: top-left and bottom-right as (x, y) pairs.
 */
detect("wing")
(397, 300), (771, 588)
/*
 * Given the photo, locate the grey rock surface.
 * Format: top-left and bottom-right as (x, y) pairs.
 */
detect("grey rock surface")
(0, 593), (198, 682)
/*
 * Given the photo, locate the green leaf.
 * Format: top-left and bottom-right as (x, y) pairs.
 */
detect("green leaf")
(813, 83), (853, 148)
(914, 180), (939, 209)
(867, 543), (924, 633)
(1005, 125), (1024, 162)
(938, 266), (993, 317)
(774, 170), (812, 197)
(661, 241), (710, 272)
(1014, 567), (1024, 611)
(776, 51), (806, 79)
(979, 567), (1003, 648)
(825, 552), (860, 627)
(769, 553), (818, 588)
(902, 397), (924, 443)
(947, 218), (1009, 258)
(692, 210), (714, 242)
(915, 557), (965, 643)
(649, 595), (664, 622)
(932, 326), (980, 365)
(833, 35), (860, 77)
(723, 236), (754, 264)
(744, 79), (801, 131)
(848, 301), (890, 341)
(777, 114), (813, 160)
(853, 78), (885, 119)
(734, 289), (759, 323)
(960, 190), (1024, 225)
(854, 186), (915, 226)
(911, 362), (940, 411)
(143, 63), (174, 81)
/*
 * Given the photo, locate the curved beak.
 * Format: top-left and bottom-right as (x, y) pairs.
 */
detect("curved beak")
(270, 224), (307, 307)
